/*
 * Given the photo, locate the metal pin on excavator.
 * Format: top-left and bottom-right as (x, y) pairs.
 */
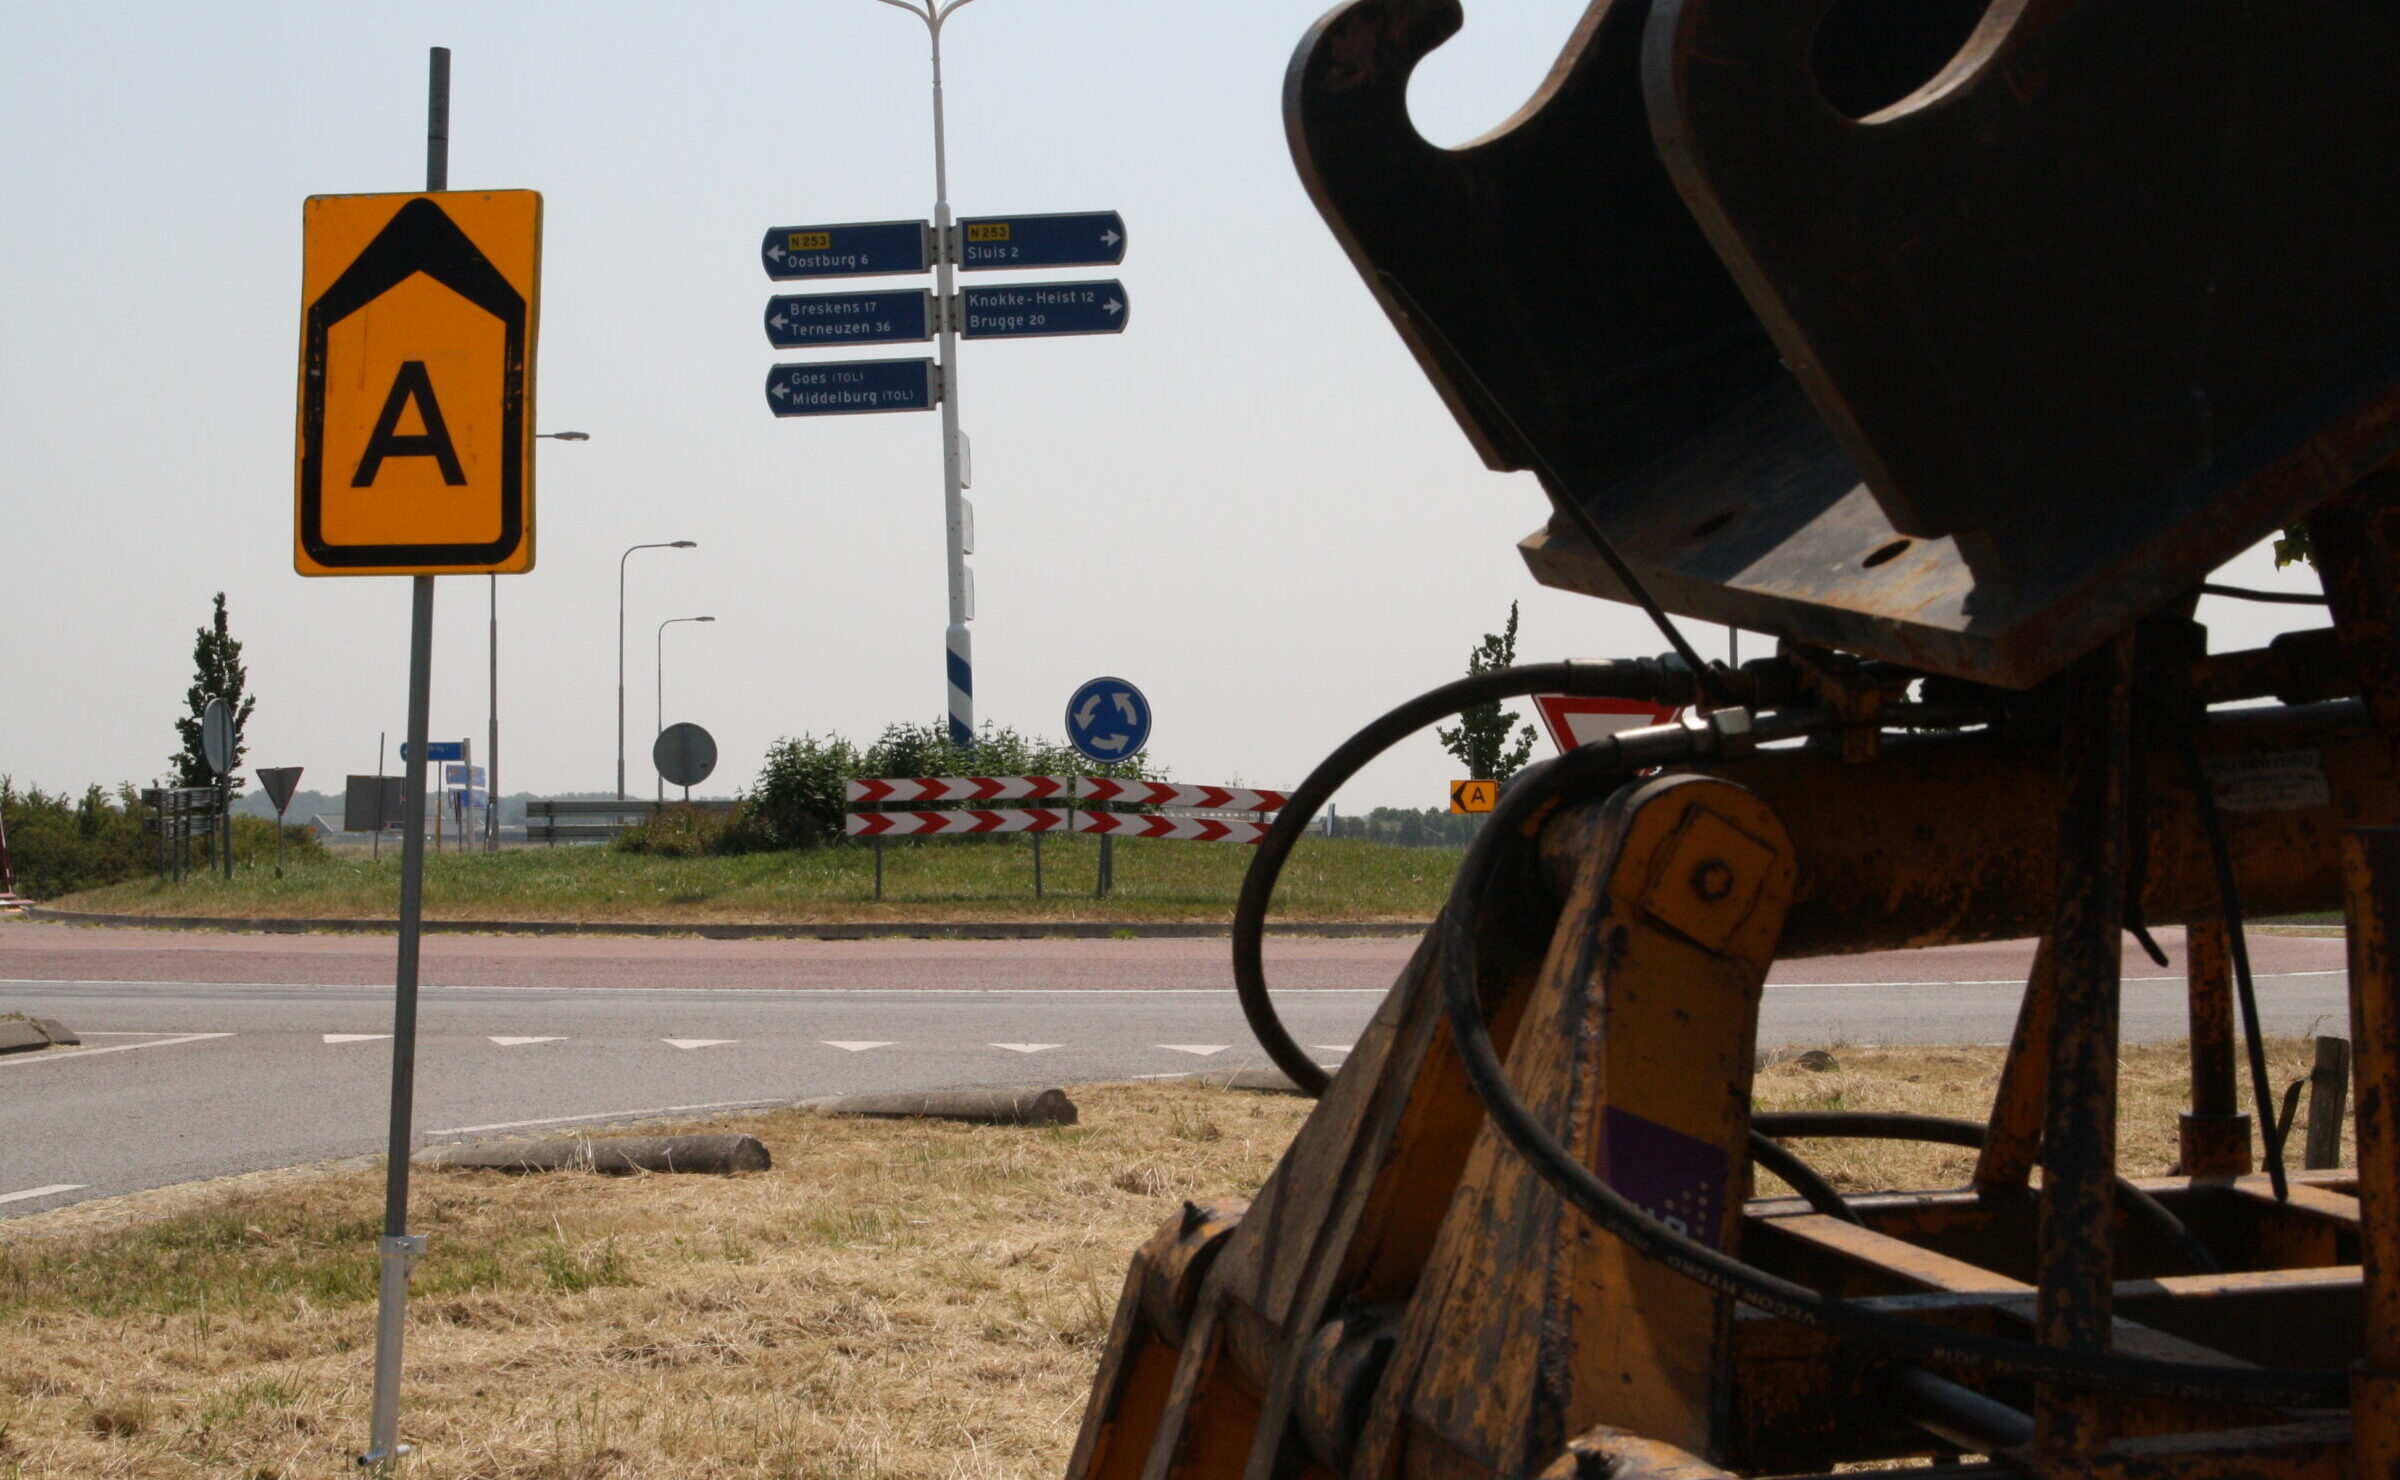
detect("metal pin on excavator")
(1066, 4), (2400, 1480)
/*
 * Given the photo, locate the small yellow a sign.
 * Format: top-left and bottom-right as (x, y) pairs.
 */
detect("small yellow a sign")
(1449, 779), (1497, 815)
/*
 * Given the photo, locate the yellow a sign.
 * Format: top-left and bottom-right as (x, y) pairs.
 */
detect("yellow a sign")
(1449, 779), (1497, 814)
(295, 190), (541, 575)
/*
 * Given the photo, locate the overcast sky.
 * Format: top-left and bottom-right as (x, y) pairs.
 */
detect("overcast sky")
(0, 2), (2331, 811)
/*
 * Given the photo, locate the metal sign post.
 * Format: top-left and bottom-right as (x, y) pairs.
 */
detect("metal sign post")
(287, 44), (542, 1471)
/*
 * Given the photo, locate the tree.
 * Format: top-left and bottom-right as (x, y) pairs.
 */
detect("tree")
(1436, 601), (1537, 782)
(171, 592), (257, 792)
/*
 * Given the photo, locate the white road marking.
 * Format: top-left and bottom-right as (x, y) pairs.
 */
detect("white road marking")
(489, 1036), (564, 1047)
(0, 1184), (85, 1206)
(822, 1040), (894, 1052)
(991, 1042), (1060, 1054)
(663, 1038), (736, 1050)
(0, 1032), (232, 1067)
(1312, 1044), (1351, 1052)
(1158, 1044), (1228, 1056)
(0, 978), (1396, 996)
(323, 1033), (389, 1044)
(428, 1098), (785, 1137)
(1764, 969), (2348, 990)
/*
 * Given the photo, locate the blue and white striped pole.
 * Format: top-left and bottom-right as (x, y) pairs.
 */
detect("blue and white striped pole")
(881, 0), (983, 751)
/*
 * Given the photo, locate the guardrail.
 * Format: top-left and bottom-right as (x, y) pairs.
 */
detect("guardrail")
(525, 798), (735, 844)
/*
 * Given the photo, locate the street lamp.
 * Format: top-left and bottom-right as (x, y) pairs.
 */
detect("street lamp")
(656, 616), (716, 802)
(484, 430), (594, 851)
(619, 541), (697, 799)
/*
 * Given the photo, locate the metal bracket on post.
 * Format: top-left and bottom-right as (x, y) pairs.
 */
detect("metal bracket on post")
(358, 1234), (429, 1468)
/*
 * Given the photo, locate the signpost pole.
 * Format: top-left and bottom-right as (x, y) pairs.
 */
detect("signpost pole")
(361, 45), (445, 1473)
(1098, 763), (1115, 898)
(488, 576), (498, 853)
(928, 5), (977, 750)
(877, 0), (981, 749)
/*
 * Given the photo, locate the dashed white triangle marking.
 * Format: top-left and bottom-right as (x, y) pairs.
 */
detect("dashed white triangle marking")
(991, 1042), (1061, 1054)
(822, 1040), (894, 1052)
(490, 1036), (565, 1047)
(324, 1033), (390, 1044)
(664, 1038), (737, 1051)
(1158, 1044), (1228, 1057)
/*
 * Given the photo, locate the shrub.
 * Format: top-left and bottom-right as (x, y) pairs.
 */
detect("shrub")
(728, 733), (861, 852)
(613, 805), (735, 858)
(227, 815), (326, 870)
(0, 780), (324, 899)
(1, 782), (158, 898)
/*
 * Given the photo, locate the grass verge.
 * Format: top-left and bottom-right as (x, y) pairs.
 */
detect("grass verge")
(0, 1042), (2347, 1478)
(46, 834), (1459, 926)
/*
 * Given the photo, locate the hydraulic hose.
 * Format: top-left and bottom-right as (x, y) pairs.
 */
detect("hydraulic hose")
(1231, 659), (1697, 1095)
(1438, 736), (2349, 1407)
(1752, 1113), (2221, 1275)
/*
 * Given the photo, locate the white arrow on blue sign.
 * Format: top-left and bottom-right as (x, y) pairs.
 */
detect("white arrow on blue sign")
(765, 289), (934, 349)
(1065, 676), (1151, 763)
(766, 359), (940, 417)
(761, 220), (932, 280)
(957, 211), (1125, 272)
(961, 280), (1129, 340)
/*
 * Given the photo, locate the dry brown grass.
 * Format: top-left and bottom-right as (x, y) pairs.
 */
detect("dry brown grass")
(1750, 1036), (2348, 1195)
(0, 1087), (1308, 1479)
(0, 1042), (2352, 1478)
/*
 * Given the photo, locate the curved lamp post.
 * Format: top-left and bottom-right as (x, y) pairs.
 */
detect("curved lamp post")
(656, 615), (716, 801)
(619, 541), (695, 798)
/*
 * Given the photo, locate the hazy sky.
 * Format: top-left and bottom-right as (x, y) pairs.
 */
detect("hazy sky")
(0, 2), (2331, 811)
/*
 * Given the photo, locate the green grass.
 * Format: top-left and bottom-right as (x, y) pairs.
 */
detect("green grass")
(44, 832), (1458, 924)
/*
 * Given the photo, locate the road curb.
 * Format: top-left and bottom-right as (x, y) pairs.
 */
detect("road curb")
(19, 906), (1430, 941)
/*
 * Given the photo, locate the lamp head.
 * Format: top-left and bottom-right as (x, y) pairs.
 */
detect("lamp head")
(671, 540), (697, 549)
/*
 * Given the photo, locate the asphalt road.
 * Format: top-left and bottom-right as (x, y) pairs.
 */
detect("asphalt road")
(0, 923), (2352, 1219)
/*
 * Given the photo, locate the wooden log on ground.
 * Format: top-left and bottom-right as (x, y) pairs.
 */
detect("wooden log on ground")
(412, 1132), (770, 1175)
(794, 1087), (1077, 1126)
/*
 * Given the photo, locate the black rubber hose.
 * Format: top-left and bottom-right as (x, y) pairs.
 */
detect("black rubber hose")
(1231, 660), (1692, 1096)
(1747, 1130), (1862, 1224)
(1752, 1113), (2221, 1275)
(1438, 744), (2347, 1406)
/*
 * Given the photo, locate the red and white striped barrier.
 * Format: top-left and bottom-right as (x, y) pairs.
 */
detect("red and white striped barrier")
(1074, 812), (1268, 844)
(846, 808), (1072, 837)
(846, 776), (1072, 803)
(1075, 778), (1288, 812)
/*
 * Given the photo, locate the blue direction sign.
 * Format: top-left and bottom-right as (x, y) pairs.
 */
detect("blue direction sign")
(766, 359), (939, 417)
(761, 220), (931, 280)
(1065, 676), (1151, 763)
(765, 289), (933, 349)
(399, 740), (464, 763)
(957, 211), (1126, 272)
(961, 280), (1129, 340)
